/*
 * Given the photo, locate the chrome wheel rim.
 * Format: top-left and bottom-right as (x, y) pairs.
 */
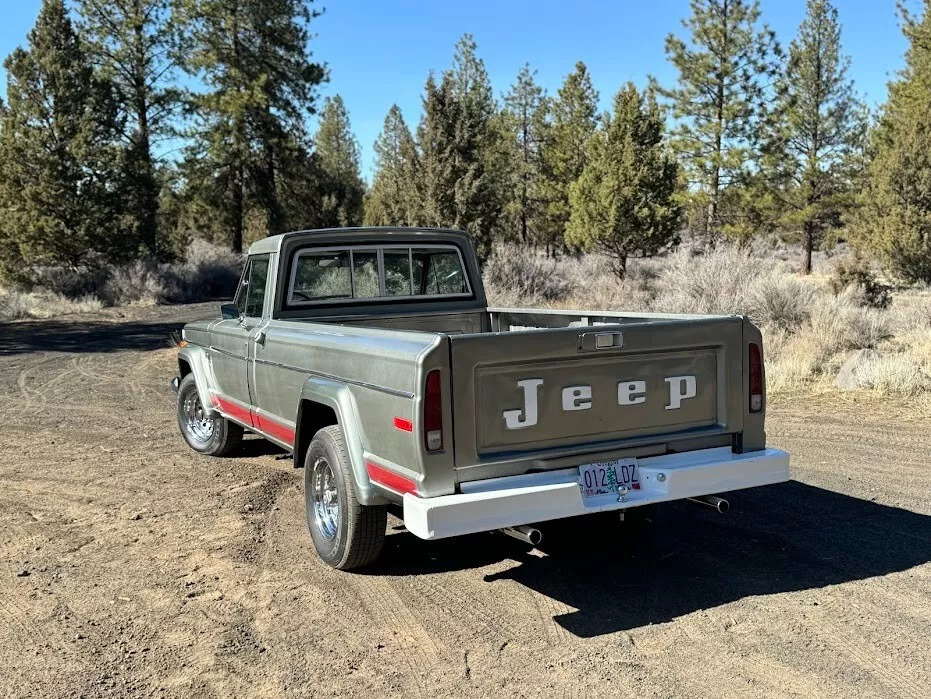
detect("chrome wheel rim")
(312, 457), (339, 540)
(182, 391), (214, 443)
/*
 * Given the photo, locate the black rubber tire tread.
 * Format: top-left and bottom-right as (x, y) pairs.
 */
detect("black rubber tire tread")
(176, 374), (243, 457)
(305, 425), (387, 571)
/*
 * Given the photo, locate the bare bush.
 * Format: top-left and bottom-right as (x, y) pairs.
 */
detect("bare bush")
(887, 290), (931, 335)
(0, 289), (103, 322)
(172, 239), (243, 303)
(809, 287), (891, 353)
(857, 353), (931, 395)
(748, 273), (817, 330)
(484, 247), (571, 305)
(102, 260), (174, 306)
(651, 246), (764, 315)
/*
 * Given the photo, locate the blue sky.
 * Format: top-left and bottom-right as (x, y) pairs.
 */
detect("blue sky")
(0, 1), (914, 179)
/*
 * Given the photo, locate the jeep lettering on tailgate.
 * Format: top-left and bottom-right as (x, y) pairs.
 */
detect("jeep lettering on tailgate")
(503, 375), (698, 430)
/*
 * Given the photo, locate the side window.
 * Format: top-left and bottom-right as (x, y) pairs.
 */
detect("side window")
(242, 255), (270, 317)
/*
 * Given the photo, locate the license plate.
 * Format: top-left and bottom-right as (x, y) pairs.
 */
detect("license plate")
(579, 459), (640, 500)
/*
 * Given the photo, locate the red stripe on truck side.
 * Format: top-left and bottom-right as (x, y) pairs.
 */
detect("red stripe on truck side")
(211, 395), (253, 426)
(366, 461), (417, 495)
(253, 412), (295, 446)
(211, 395), (294, 445)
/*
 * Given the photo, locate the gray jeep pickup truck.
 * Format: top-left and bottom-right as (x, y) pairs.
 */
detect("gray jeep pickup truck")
(174, 228), (789, 570)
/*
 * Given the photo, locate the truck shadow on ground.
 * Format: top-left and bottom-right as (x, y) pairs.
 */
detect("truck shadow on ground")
(377, 481), (931, 638)
(0, 318), (189, 355)
(0, 303), (220, 355)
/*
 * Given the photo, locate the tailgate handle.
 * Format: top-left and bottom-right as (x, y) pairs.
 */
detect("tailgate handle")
(578, 331), (623, 352)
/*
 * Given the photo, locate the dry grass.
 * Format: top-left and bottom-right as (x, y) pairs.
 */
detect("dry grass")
(484, 243), (931, 397)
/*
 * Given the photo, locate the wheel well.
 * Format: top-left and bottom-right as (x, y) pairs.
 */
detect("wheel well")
(178, 358), (192, 377)
(294, 400), (338, 468)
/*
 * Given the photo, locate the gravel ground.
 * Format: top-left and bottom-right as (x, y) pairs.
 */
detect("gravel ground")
(0, 303), (929, 698)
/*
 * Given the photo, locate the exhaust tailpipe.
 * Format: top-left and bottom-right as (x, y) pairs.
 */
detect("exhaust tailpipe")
(688, 495), (730, 514)
(498, 525), (543, 546)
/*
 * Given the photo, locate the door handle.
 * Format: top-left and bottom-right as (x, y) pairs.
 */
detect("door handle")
(255, 330), (267, 347)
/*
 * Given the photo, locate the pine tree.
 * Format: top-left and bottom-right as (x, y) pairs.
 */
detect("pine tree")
(365, 105), (420, 226)
(852, 1), (931, 282)
(315, 95), (365, 227)
(566, 84), (681, 278)
(178, 0), (325, 252)
(415, 36), (507, 261)
(0, 0), (124, 278)
(768, 0), (866, 274)
(77, 0), (179, 259)
(539, 62), (599, 252)
(502, 64), (548, 244)
(656, 0), (780, 242)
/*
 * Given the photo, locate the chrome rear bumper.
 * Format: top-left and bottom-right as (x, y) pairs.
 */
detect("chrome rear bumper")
(403, 446), (790, 540)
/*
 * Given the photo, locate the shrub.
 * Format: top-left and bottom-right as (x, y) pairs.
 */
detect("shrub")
(173, 239), (243, 302)
(830, 256), (891, 309)
(887, 291), (931, 335)
(652, 245), (763, 315)
(102, 260), (174, 306)
(857, 353), (931, 395)
(483, 247), (571, 305)
(748, 273), (817, 331)
(809, 287), (892, 353)
(0, 289), (103, 322)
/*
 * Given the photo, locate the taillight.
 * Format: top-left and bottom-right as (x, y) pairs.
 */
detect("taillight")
(749, 343), (763, 413)
(424, 369), (443, 452)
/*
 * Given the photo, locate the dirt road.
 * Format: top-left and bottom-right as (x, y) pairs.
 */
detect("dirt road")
(1, 304), (930, 698)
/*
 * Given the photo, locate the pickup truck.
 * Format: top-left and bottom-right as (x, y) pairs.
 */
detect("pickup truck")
(173, 228), (789, 570)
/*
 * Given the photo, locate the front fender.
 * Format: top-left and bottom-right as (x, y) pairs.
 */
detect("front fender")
(298, 378), (389, 507)
(178, 345), (217, 416)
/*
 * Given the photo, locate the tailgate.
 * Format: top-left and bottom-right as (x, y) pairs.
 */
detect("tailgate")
(448, 316), (744, 475)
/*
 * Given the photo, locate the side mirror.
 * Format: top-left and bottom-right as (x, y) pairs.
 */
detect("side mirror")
(220, 303), (241, 320)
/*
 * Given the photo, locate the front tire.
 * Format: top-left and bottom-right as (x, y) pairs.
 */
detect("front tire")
(176, 374), (243, 456)
(305, 425), (387, 570)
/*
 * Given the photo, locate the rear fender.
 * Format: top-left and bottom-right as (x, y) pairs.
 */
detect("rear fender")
(178, 345), (217, 416)
(298, 378), (389, 507)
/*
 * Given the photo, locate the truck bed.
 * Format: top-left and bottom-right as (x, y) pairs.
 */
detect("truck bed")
(282, 306), (759, 483)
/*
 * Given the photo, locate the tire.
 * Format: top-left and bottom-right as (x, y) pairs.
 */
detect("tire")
(304, 425), (387, 571)
(176, 374), (243, 457)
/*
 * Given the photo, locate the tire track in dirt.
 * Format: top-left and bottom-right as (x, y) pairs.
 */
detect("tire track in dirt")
(14, 355), (59, 414)
(346, 575), (441, 698)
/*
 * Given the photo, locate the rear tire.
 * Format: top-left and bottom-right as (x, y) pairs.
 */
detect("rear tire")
(176, 374), (243, 457)
(305, 425), (387, 570)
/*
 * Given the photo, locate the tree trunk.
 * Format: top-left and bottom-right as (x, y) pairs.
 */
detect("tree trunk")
(612, 254), (628, 280)
(706, 95), (724, 244)
(262, 132), (284, 236)
(231, 162), (244, 254)
(803, 221), (814, 275)
(133, 3), (158, 257)
(705, 3), (728, 246)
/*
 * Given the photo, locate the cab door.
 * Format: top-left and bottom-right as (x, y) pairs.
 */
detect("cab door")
(209, 254), (270, 418)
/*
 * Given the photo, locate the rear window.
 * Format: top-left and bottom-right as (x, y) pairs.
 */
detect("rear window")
(287, 245), (470, 305)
